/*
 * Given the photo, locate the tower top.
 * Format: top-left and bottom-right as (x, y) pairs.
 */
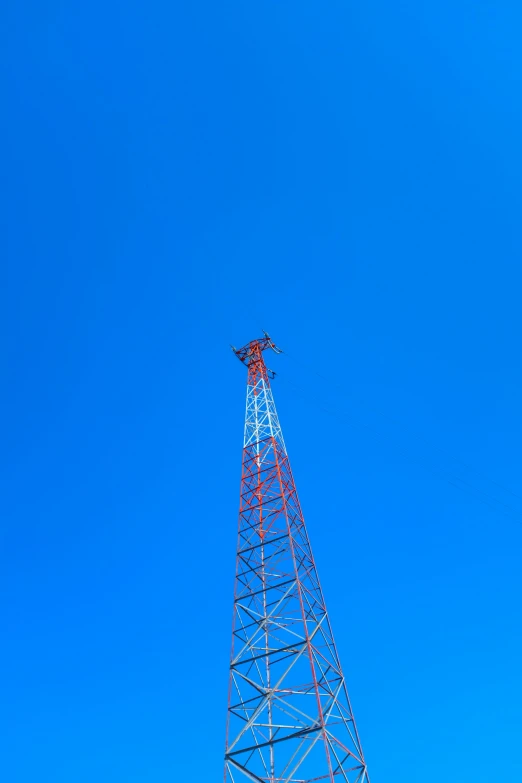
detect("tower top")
(231, 331), (283, 379)
(231, 331), (283, 367)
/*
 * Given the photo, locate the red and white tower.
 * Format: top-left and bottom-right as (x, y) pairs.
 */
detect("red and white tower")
(224, 334), (371, 783)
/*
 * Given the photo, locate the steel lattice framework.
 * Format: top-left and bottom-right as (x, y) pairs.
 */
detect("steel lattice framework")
(224, 335), (371, 783)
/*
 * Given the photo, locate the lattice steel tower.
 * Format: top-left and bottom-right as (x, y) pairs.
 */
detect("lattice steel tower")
(224, 334), (371, 783)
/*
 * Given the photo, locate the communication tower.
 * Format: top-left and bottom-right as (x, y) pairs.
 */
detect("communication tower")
(224, 334), (371, 783)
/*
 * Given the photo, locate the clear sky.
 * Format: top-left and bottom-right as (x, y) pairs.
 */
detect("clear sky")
(2, 2), (522, 781)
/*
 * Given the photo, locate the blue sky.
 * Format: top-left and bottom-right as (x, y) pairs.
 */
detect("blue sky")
(2, 1), (522, 781)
